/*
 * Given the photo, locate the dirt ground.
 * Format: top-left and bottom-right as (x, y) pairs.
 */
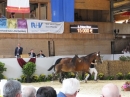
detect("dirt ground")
(22, 80), (130, 97)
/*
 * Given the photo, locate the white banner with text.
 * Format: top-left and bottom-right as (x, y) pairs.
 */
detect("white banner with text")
(27, 20), (64, 34)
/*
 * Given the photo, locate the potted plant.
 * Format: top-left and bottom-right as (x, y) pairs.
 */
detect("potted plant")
(22, 62), (36, 83)
(98, 73), (104, 80)
(125, 72), (130, 80)
(0, 62), (7, 80)
(39, 74), (46, 82)
(116, 72), (124, 80)
(121, 81), (130, 91)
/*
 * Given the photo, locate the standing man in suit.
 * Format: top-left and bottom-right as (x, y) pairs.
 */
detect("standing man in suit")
(15, 43), (23, 58)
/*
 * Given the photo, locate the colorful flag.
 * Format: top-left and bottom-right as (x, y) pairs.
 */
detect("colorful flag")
(17, 19), (27, 29)
(7, 19), (17, 29)
(0, 19), (7, 28)
(7, 0), (30, 13)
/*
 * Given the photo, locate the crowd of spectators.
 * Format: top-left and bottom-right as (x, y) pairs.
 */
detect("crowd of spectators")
(2, 79), (122, 97)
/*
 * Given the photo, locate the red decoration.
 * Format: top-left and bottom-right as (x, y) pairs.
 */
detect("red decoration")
(17, 58), (36, 68)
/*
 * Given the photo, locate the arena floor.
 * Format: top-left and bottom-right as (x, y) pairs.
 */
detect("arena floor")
(22, 80), (130, 97)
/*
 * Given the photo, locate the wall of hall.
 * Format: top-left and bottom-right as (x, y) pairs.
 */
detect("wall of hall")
(0, 0), (129, 57)
(0, 22), (130, 57)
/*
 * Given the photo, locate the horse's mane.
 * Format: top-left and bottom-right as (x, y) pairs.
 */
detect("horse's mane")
(85, 52), (96, 57)
(81, 52), (97, 62)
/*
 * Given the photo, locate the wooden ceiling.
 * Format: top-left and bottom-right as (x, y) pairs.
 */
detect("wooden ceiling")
(0, 0), (129, 21)
(113, 0), (130, 21)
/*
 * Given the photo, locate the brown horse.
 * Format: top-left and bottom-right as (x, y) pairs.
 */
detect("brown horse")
(48, 55), (81, 82)
(48, 51), (102, 83)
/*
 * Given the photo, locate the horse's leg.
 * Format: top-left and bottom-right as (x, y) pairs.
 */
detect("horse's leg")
(75, 72), (79, 79)
(82, 71), (85, 80)
(59, 72), (64, 83)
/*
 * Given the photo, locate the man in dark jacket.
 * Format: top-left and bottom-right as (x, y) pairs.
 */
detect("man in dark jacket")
(14, 43), (23, 58)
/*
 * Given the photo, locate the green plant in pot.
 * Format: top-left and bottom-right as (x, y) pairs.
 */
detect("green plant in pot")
(116, 72), (124, 80)
(0, 62), (7, 80)
(22, 62), (36, 83)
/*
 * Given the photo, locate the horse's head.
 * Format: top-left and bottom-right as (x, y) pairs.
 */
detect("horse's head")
(95, 51), (102, 64)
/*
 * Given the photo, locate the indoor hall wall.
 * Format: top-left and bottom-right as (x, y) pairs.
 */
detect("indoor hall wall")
(0, 39), (49, 57)
(0, 38), (111, 57)
(54, 39), (111, 55)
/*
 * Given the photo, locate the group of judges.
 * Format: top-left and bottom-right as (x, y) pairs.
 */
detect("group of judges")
(14, 43), (46, 58)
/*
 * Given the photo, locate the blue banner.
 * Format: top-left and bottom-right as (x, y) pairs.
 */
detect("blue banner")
(0, 18), (7, 28)
(51, 0), (74, 22)
(63, 0), (74, 22)
(51, 0), (63, 22)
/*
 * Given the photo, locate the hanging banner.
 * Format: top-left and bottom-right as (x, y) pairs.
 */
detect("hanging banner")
(17, 19), (27, 29)
(27, 20), (64, 34)
(7, 0), (30, 13)
(7, 19), (17, 29)
(0, 19), (7, 28)
(0, 19), (27, 33)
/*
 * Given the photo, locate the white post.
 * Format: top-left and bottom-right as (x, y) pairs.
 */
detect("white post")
(0, 79), (7, 96)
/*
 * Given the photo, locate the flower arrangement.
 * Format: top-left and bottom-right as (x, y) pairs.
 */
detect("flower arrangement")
(46, 74), (53, 81)
(125, 72), (130, 80)
(32, 75), (39, 82)
(20, 75), (27, 82)
(98, 73), (104, 80)
(121, 81), (130, 91)
(116, 72), (124, 80)
(39, 74), (46, 82)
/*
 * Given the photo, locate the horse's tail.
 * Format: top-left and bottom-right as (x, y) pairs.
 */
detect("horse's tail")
(48, 65), (55, 71)
(48, 58), (62, 71)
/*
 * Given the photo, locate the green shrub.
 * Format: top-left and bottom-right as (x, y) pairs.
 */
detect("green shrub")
(32, 75), (39, 82)
(105, 76), (114, 80)
(119, 56), (130, 61)
(98, 73), (104, 80)
(38, 74), (46, 82)
(125, 72), (130, 80)
(20, 75), (27, 82)
(0, 62), (7, 80)
(22, 62), (36, 82)
(46, 74), (53, 81)
(116, 72), (124, 80)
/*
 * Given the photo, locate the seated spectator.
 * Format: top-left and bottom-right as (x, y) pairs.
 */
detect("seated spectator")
(57, 78), (80, 97)
(37, 50), (45, 58)
(28, 49), (36, 58)
(22, 86), (36, 97)
(9, 12), (15, 18)
(101, 83), (121, 97)
(128, 19), (130, 24)
(122, 49), (129, 54)
(3, 80), (22, 97)
(122, 20), (127, 24)
(0, 13), (6, 18)
(30, 10), (36, 19)
(36, 86), (57, 97)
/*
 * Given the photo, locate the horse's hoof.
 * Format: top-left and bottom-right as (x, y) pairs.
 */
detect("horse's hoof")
(84, 80), (87, 83)
(94, 80), (98, 82)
